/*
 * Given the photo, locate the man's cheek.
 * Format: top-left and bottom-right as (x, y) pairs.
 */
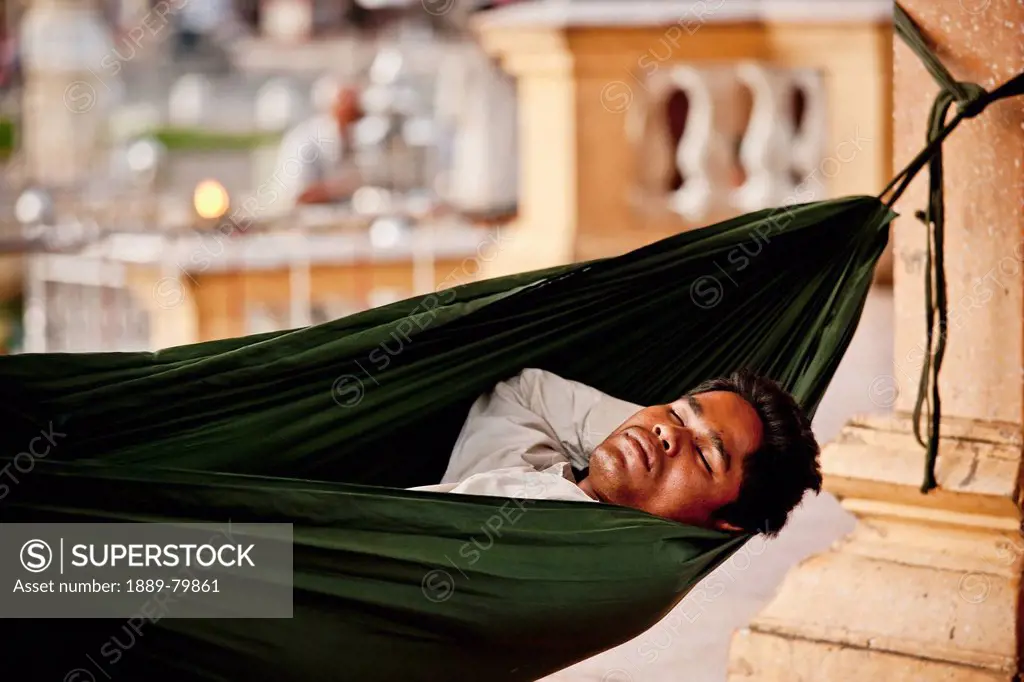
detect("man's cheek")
(655, 465), (701, 519)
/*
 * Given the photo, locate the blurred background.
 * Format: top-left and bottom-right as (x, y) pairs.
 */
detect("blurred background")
(0, 1), (896, 680)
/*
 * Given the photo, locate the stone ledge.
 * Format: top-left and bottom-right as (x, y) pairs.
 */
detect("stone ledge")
(473, 1), (894, 31)
(739, 550), (1017, 676)
(731, 412), (1023, 681)
(822, 412), (1022, 519)
(730, 628), (1010, 682)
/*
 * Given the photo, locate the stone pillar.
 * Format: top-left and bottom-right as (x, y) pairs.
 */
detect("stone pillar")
(434, 40), (519, 217)
(728, 2), (1023, 680)
(19, 0), (115, 187)
(473, 25), (579, 277)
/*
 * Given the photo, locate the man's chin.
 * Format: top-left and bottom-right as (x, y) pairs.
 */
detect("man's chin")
(587, 443), (642, 505)
(589, 444), (626, 476)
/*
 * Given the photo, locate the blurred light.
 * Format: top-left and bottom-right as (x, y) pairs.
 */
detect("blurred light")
(352, 116), (392, 148)
(369, 217), (406, 249)
(404, 191), (436, 217)
(392, 86), (421, 115)
(369, 48), (404, 86)
(193, 179), (230, 220)
(169, 74), (212, 127)
(256, 78), (300, 131)
(15, 188), (54, 225)
(360, 85), (395, 115)
(352, 187), (392, 215)
(358, 0), (408, 8)
(126, 137), (165, 176)
(402, 118), (435, 146)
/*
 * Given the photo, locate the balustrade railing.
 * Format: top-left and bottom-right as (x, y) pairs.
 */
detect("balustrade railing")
(631, 61), (826, 224)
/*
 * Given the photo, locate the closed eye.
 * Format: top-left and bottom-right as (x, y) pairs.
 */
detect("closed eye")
(696, 444), (713, 475)
(675, 408), (713, 475)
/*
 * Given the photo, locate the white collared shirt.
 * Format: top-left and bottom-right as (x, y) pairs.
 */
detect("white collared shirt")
(412, 369), (641, 501)
(413, 462), (595, 503)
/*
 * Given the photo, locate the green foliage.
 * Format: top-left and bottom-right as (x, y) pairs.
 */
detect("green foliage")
(0, 118), (15, 157)
(150, 127), (282, 151)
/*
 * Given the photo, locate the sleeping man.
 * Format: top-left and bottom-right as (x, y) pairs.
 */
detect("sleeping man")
(413, 368), (821, 535)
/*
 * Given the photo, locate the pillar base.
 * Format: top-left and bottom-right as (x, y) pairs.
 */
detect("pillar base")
(728, 413), (1021, 681)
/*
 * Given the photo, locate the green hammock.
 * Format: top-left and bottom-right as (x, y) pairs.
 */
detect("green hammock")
(2, 6), (1023, 680)
(2, 197), (890, 681)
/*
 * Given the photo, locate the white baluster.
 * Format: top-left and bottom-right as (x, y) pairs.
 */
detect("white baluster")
(62, 283), (77, 353)
(22, 255), (48, 354)
(668, 65), (744, 222)
(168, 74), (212, 128)
(87, 280), (101, 351)
(731, 63), (798, 213)
(789, 69), (828, 191)
(288, 231), (312, 329)
(255, 78), (303, 132)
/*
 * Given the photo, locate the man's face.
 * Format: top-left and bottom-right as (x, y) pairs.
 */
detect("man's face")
(583, 391), (763, 529)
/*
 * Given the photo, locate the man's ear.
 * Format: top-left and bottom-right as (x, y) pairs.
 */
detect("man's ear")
(711, 518), (745, 533)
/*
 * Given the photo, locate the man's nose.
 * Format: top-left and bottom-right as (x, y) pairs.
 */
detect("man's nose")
(653, 423), (688, 458)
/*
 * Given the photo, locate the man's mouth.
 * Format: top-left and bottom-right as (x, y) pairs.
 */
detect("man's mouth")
(624, 430), (656, 472)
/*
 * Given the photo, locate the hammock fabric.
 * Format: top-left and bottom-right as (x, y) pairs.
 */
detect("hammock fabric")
(1, 197), (893, 681)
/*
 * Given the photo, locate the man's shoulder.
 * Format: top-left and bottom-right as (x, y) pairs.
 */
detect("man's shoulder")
(512, 367), (572, 388)
(514, 368), (614, 393)
(516, 367), (554, 378)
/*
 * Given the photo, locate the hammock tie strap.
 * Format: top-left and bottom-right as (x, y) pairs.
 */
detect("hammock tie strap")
(956, 83), (989, 118)
(885, 4), (1024, 492)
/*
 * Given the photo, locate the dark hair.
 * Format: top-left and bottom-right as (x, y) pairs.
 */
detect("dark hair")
(687, 368), (821, 537)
